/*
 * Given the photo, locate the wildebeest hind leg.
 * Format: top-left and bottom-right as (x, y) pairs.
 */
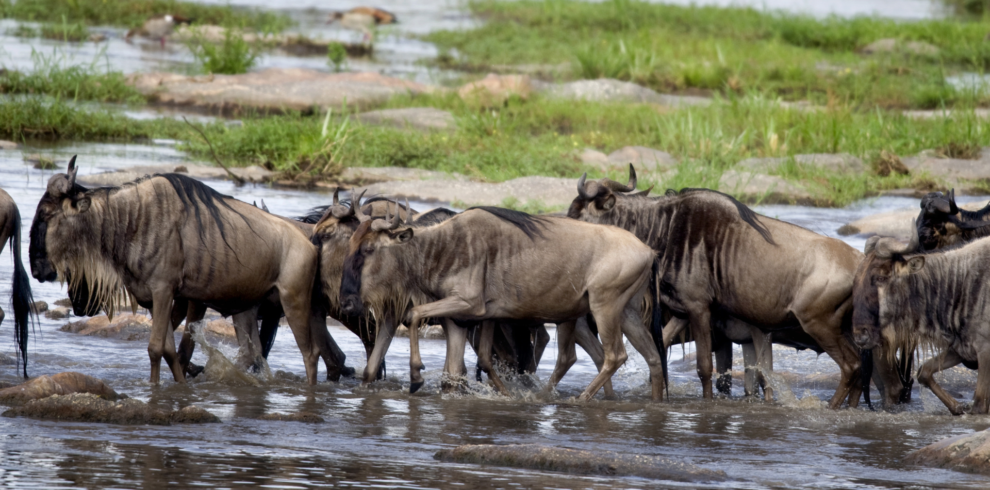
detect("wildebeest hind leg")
(573, 317), (614, 398)
(917, 349), (966, 415)
(546, 320), (577, 394)
(688, 308), (715, 400)
(971, 350), (990, 414)
(618, 305), (666, 402)
(800, 317), (859, 409)
(277, 283), (319, 385)
(578, 305), (628, 402)
(441, 318), (468, 392)
(178, 301), (206, 378)
(747, 324), (773, 402)
(363, 315), (397, 384)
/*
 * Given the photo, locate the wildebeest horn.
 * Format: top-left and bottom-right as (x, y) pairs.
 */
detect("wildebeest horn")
(948, 188), (959, 214)
(933, 198), (952, 214)
(864, 236), (881, 255)
(874, 237), (914, 259)
(576, 173), (600, 200)
(600, 164), (638, 192)
(371, 203), (402, 231)
(405, 198), (413, 225)
(630, 184), (654, 197)
(333, 188), (340, 206)
(260, 199), (269, 213)
(47, 155), (80, 196)
(344, 189), (368, 220)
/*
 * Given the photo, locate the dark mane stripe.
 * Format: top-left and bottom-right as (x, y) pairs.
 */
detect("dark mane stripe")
(468, 206), (548, 240)
(413, 208), (458, 226)
(678, 188), (775, 245)
(156, 174), (250, 251)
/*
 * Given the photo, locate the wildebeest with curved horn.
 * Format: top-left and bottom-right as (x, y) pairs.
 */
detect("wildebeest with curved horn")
(852, 235), (990, 414)
(338, 204), (669, 401)
(0, 187), (35, 377)
(915, 189), (990, 251)
(568, 166), (875, 409)
(29, 156), (324, 384)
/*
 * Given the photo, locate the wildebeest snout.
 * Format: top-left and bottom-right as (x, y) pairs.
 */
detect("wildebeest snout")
(340, 294), (363, 316)
(852, 324), (879, 350)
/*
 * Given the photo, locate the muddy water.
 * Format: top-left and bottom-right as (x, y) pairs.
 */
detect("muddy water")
(0, 144), (989, 488)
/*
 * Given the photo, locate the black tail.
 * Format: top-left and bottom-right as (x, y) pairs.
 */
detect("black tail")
(860, 349), (874, 411)
(9, 207), (35, 378)
(648, 256), (668, 400)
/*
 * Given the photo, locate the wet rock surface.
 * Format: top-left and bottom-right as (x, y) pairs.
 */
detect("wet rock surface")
(127, 69), (434, 114)
(906, 429), (990, 475)
(903, 153), (990, 190)
(2, 393), (219, 425)
(434, 444), (727, 482)
(737, 153), (866, 174)
(355, 107), (455, 132)
(44, 307), (70, 320)
(258, 412), (325, 423)
(365, 175), (578, 208)
(0, 372), (120, 405)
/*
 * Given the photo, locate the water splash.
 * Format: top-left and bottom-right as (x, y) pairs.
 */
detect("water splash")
(189, 321), (270, 387)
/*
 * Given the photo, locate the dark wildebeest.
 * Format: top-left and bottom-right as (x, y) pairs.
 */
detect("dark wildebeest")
(29, 158), (324, 384)
(568, 167), (880, 409)
(338, 206), (668, 401)
(852, 235), (990, 415)
(0, 188), (35, 377)
(915, 189), (990, 251)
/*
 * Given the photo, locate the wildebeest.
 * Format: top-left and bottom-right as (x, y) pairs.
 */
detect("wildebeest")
(29, 157), (324, 384)
(338, 205), (668, 401)
(915, 189), (990, 251)
(852, 235), (990, 414)
(0, 187), (35, 377)
(568, 167), (874, 409)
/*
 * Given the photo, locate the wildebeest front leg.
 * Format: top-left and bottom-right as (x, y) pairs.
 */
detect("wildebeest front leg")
(441, 318), (468, 392)
(546, 320), (577, 394)
(408, 317), (425, 393)
(407, 296), (482, 392)
(149, 290), (185, 384)
(232, 307), (263, 372)
(618, 305), (666, 402)
(177, 301), (206, 378)
(972, 350), (990, 414)
(363, 314), (397, 384)
(917, 349), (966, 415)
(747, 324), (773, 401)
(689, 308), (715, 399)
(478, 320), (510, 395)
(573, 317), (615, 399)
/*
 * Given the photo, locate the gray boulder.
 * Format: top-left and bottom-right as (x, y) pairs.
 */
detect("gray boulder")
(0, 372), (120, 406)
(355, 107), (455, 132)
(538, 79), (710, 107)
(127, 69), (436, 114)
(737, 153), (865, 174)
(605, 146), (677, 172)
(906, 429), (990, 475)
(45, 307), (70, 320)
(435, 444), (726, 482)
(0, 140), (19, 150)
(364, 175), (579, 209)
(2, 393), (219, 425)
(902, 155), (990, 190)
(719, 170), (812, 204)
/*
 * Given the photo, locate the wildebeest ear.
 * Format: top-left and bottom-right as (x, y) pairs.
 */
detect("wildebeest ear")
(906, 256), (925, 273)
(864, 236), (881, 255)
(933, 198), (952, 214)
(600, 194), (616, 211)
(392, 228), (414, 243)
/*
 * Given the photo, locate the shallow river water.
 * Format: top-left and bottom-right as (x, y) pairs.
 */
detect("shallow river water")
(1, 145), (990, 489)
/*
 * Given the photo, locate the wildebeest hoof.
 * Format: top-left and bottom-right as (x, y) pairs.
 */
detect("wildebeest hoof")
(409, 381), (424, 394)
(185, 363), (205, 378)
(715, 374), (732, 396)
(341, 366), (356, 378)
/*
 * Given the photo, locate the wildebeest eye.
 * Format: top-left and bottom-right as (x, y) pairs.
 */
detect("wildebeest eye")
(361, 243), (374, 255)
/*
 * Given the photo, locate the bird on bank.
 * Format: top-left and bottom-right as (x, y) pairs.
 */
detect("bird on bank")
(125, 14), (193, 48)
(328, 7), (397, 30)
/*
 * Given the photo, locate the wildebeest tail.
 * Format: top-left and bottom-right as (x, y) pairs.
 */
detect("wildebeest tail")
(9, 207), (36, 378)
(648, 255), (668, 399)
(860, 349), (874, 411)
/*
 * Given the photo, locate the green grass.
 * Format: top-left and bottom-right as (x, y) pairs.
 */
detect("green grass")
(425, 0), (990, 109)
(0, 51), (144, 103)
(40, 19), (90, 42)
(186, 27), (260, 75)
(0, 0), (291, 33)
(0, 96), (181, 141)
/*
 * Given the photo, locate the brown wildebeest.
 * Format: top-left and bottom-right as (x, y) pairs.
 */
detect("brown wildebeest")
(0, 187), (35, 377)
(29, 157), (323, 384)
(852, 235), (990, 415)
(338, 206), (668, 401)
(568, 167), (879, 409)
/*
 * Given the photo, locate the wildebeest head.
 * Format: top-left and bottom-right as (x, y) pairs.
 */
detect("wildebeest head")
(339, 202), (413, 317)
(567, 164), (639, 222)
(29, 156), (124, 316)
(915, 190), (961, 251)
(851, 236), (922, 350)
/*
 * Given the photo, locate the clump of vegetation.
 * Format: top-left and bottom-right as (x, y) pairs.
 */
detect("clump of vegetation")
(0, 96), (178, 141)
(426, 0), (990, 109)
(0, 51), (144, 103)
(327, 42), (348, 72)
(187, 27), (260, 75)
(40, 18), (90, 42)
(0, 0), (291, 33)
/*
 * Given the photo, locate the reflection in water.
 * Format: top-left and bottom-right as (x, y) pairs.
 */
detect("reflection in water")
(2, 145), (990, 488)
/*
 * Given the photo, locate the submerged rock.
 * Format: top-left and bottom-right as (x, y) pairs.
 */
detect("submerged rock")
(44, 307), (70, 320)
(61, 314), (152, 341)
(31, 301), (48, 314)
(907, 429), (990, 475)
(435, 444), (727, 482)
(127, 69), (435, 115)
(259, 412), (325, 423)
(2, 393), (219, 425)
(0, 372), (120, 405)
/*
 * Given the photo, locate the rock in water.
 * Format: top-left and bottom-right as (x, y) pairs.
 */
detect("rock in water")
(906, 429), (990, 475)
(2, 393), (220, 425)
(434, 444), (727, 482)
(0, 372), (120, 405)
(259, 412), (325, 423)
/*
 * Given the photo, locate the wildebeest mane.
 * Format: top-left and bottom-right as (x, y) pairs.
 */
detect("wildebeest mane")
(677, 188), (775, 245)
(467, 206), (547, 240)
(413, 208), (458, 226)
(153, 173), (250, 251)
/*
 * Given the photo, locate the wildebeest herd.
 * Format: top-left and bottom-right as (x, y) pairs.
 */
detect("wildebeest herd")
(3, 156), (990, 415)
